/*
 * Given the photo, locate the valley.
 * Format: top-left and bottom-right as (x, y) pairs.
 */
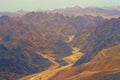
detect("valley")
(0, 6), (120, 80)
(20, 47), (83, 80)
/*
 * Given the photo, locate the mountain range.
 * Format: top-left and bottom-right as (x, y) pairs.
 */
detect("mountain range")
(0, 6), (120, 80)
(50, 6), (120, 19)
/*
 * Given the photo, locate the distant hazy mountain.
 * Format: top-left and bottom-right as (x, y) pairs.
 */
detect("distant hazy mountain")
(1, 6), (120, 18)
(0, 12), (19, 17)
(104, 6), (120, 11)
(0, 10), (27, 17)
(50, 6), (120, 18)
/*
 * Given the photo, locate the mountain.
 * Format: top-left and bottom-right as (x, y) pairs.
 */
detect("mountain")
(104, 6), (120, 11)
(0, 10), (27, 17)
(19, 15), (120, 80)
(74, 17), (120, 66)
(0, 10), (120, 80)
(49, 44), (120, 80)
(51, 6), (120, 19)
(1, 6), (120, 18)
(16, 10), (28, 15)
(51, 17), (120, 80)
(0, 12), (105, 79)
(0, 15), (55, 79)
(0, 12), (20, 17)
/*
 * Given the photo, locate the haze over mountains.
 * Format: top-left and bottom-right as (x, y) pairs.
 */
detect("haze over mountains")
(0, 10), (27, 17)
(51, 6), (120, 18)
(1, 6), (120, 18)
(0, 6), (120, 80)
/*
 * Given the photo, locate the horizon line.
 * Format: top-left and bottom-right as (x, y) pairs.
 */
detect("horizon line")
(0, 5), (120, 12)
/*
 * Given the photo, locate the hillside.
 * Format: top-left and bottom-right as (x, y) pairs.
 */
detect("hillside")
(49, 44), (120, 80)
(74, 17), (120, 66)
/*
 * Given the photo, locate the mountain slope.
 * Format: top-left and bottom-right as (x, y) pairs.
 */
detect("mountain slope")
(74, 17), (120, 66)
(49, 44), (120, 80)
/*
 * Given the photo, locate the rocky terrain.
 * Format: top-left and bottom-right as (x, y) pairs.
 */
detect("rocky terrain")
(0, 6), (120, 80)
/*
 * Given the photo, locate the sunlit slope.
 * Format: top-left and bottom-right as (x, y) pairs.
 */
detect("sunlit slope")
(62, 47), (83, 64)
(49, 44), (120, 80)
(20, 47), (84, 80)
